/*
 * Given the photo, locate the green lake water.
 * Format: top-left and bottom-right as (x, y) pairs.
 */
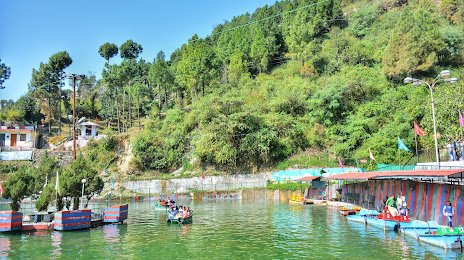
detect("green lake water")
(0, 200), (462, 259)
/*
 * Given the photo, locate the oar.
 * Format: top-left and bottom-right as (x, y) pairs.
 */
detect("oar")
(426, 221), (431, 234)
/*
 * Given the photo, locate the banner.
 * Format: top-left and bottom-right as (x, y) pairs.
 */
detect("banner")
(369, 148), (377, 161)
(398, 136), (411, 152)
(414, 122), (426, 136)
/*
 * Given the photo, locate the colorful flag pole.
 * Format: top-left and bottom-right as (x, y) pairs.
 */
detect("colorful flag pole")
(338, 157), (344, 169)
(398, 136), (411, 167)
(369, 148), (376, 170)
(0, 182), (3, 195)
(413, 122), (426, 164)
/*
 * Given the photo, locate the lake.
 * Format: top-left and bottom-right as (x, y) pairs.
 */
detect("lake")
(0, 200), (462, 259)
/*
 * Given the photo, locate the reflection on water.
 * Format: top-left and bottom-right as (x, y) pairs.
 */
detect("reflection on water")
(0, 200), (463, 259)
(0, 237), (10, 258)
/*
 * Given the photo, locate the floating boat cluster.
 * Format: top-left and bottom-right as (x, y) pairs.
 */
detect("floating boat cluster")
(343, 207), (464, 249)
(0, 204), (129, 233)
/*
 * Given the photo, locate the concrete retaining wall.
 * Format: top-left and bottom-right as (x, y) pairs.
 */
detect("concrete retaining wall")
(116, 173), (272, 194)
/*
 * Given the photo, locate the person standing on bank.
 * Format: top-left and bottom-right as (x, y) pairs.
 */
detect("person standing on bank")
(447, 139), (456, 161)
(443, 201), (455, 231)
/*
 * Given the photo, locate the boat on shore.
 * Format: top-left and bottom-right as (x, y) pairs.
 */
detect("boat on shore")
(340, 206), (361, 216)
(288, 196), (312, 205)
(346, 210), (379, 224)
(418, 227), (464, 249)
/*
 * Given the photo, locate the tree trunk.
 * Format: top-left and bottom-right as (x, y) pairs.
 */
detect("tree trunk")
(129, 92), (132, 128)
(58, 73), (62, 136)
(48, 91), (52, 135)
(116, 89), (120, 133)
(202, 80), (205, 97)
(164, 86), (168, 116)
(158, 83), (161, 118)
(122, 87), (126, 132)
(136, 95), (140, 129)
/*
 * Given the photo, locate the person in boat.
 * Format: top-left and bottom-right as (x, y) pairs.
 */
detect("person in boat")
(396, 193), (408, 216)
(183, 207), (188, 218)
(377, 197), (388, 213)
(443, 201), (455, 230)
(385, 195), (398, 216)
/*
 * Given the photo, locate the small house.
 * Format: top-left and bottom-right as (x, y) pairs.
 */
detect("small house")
(0, 127), (40, 150)
(76, 121), (99, 139)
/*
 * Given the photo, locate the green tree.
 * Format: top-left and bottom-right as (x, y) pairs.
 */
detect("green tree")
(120, 40), (143, 60)
(98, 42), (119, 67)
(49, 51), (72, 136)
(2, 167), (35, 211)
(60, 155), (103, 210)
(29, 62), (58, 134)
(0, 58), (11, 89)
(383, 7), (445, 81)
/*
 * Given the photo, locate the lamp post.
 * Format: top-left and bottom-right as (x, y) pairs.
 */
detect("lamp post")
(81, 178), (86, 209)
(404, 70), (458, 168)
(65, 74), (85, 161)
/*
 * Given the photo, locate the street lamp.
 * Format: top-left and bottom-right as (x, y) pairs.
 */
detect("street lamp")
(81, 178), (86, 209)
(404, 70), (458, 168)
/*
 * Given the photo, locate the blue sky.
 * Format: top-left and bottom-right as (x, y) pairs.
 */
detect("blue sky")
(0, 0), (277, 101)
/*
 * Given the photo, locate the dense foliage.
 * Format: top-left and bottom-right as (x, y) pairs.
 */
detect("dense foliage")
(1, 152), (103, 211)
(1, 0), (464, 175)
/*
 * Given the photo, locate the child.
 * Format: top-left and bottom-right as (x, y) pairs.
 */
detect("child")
(443, 201), (454, 230)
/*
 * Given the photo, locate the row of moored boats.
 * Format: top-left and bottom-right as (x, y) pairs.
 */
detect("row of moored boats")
(343, 207), (464, 249)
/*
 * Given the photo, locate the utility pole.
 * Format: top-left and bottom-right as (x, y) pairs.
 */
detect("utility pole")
(65, 74), (85, 161)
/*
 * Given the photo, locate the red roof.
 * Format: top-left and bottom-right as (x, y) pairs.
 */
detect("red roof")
(0, 129), (36, 133)
(296, 176), (321, 181)
(322, 169), (464, 181)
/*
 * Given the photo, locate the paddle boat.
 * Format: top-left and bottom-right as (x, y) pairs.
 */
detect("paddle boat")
(340, 206), (361, 216)
(288, 196), (312, 205)
(418, 227), (464, 249)
(167, 215), (192, 224)
(366, 213), (410, 231)
(155, 203), (169, 212)
(346, 210), (380, 224)
(400, 220), (440, 239)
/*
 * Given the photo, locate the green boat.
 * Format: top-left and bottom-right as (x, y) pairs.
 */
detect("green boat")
(155, 203), (169, 212)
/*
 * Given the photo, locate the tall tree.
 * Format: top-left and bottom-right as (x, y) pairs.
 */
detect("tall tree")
(49, 51), (72, 136)
(98, 43), (119, 67)
(120, 40), (143, 60)
(0, 58), (11, 89)
(29, 62), (58, 134)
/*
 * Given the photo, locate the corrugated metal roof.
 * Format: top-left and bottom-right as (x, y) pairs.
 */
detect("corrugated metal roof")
(322, 169), (464, 181)
(296, 176), (322, 181)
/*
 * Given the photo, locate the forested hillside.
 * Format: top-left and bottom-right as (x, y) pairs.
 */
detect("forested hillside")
(1, 0), (463, 176)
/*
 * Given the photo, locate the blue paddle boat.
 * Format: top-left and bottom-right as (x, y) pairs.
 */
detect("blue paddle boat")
(418, 227), (464, 249)
(400, 220), (440, 239)
(346, 210), (380, 224)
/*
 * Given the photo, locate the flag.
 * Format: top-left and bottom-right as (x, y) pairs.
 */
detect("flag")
(0, 182), (3, 195)
(55, 172), (59, 190)
(338, 157), (344, 168)
(111, 174), (114, 190)
(460, 109), (464, 127)
(202, 171), (205, 180)
(95, 117), (98, 122)
(369, 148), (377, 161)
(414, 122), (426, 136)
(44, 175), (48, 188)
(398, 137), (411, 152)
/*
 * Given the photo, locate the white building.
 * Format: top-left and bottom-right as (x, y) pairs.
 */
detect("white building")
(76, 121), (99, 139)
(0, 127), (39, 150)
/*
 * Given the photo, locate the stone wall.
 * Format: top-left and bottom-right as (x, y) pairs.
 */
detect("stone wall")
(32, 149), (73, 166)
(115, 172), (272, 194)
